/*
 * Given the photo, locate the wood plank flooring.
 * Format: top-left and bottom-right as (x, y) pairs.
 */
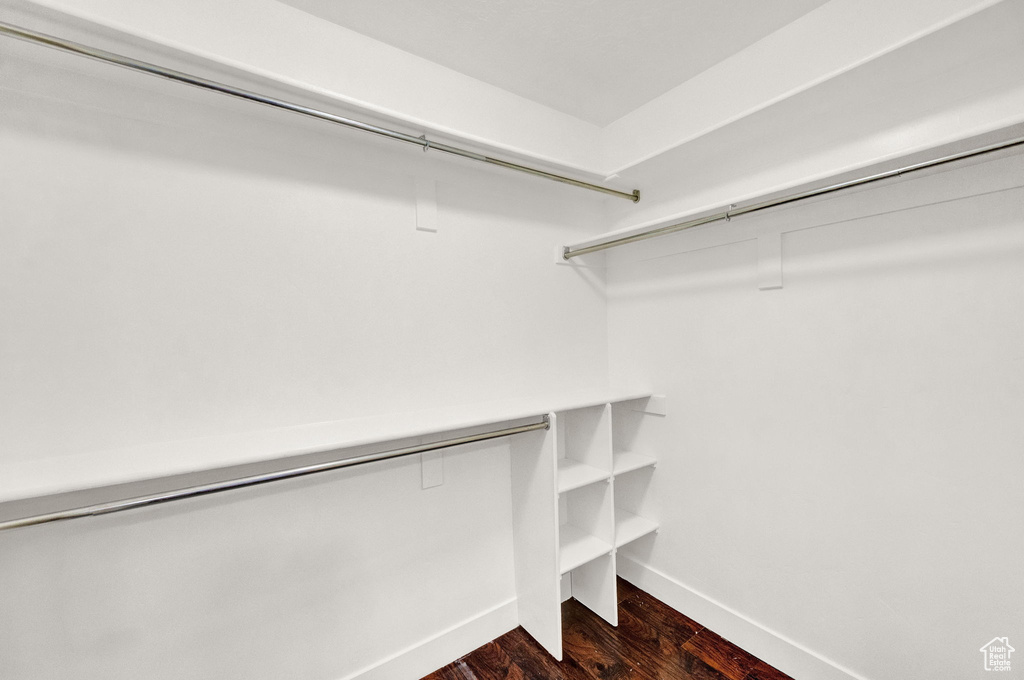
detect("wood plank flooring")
(422, 578), (795, 680)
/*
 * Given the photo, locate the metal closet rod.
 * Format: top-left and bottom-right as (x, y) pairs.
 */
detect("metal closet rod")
(563, 135), (1024, 259)
(0, 417), (550, 532)
(0, 20), (640, 203)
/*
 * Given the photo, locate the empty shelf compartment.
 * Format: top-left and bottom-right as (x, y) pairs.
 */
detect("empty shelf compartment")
(612, 451), (656, 475)
(559, 524), (612, 574)
(614, 510), (658, 547)
(558, 458), (609, 493)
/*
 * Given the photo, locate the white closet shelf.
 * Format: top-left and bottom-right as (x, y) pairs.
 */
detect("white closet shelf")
(557, 458), (610, 493)
(612, 451), (657, 475)
(559, 524), (612, 574)
(614, 510), (658, 547)
(1, 388), (650, 505)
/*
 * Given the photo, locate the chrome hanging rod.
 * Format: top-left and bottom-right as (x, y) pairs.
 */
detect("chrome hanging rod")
(0, 20), (640, 203)
(562, 135), (1024, 259)
(0, 417), (550, 532)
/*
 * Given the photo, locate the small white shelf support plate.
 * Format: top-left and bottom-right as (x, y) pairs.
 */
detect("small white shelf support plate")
(758, 231), (783, 290)
(415, 177), (438, 232)
(420, 449), (443, 489)
(633, 395), (667, 416)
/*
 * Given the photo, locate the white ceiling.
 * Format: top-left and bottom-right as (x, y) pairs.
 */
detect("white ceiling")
(276, 0), (831, 126)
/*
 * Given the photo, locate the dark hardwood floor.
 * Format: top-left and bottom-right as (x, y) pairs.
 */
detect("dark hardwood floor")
(422, 578), (794, 680)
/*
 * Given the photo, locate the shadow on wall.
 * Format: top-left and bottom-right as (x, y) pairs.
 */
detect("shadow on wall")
(608, 166), (1024, 300)
(0, 36), (592, 228)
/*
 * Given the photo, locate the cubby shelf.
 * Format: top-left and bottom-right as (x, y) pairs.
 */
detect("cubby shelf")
(509, 393), (662, 662)
(614, 509), (658, 547)
(559, 524), (612, 574)
(612, 451), (657, 475)
(557, 458), (609, 493)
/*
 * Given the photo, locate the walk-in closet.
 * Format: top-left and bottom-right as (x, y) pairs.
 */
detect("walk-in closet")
(1, 2), (1022, 679)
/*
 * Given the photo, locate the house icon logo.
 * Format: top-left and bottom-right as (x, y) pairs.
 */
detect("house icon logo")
(980, 637), (1014, 671)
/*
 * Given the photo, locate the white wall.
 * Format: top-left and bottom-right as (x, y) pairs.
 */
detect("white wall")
(9, 0), (1010, 180)
(0, 40), (610, 469)
(607, 149), (1024, 680)
(600, 0), (1007, 174)
(601, 0), (1024, 245)
(0, 439), (519, 680)
(4, 3), (1023, 679)
(7, 0), (606, 174)
(0, 37), (610, 679)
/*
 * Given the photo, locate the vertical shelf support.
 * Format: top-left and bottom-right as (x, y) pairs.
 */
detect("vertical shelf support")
(510, 412), (562, 660)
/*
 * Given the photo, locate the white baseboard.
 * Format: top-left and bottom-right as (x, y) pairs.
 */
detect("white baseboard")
(616, 555), (870, 680)
(340, 597), (518, 680)
(338, 558), (873, 680)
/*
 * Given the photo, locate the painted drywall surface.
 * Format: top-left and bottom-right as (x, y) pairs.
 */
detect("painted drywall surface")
(0, 41), (609, 678)
(606, 152), (1024, 680)
(273, 0), (830, 127)
(0, 41), (610, 469)
(601, 0), (1024, 242)
(600, 0), (1006, 174)
(6, 0), (604, 173)
(4, 0), (1008, 180)
(0, 439), (517, 680)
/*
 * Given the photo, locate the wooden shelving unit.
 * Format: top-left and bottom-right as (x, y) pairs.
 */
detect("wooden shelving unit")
(510, 394), (664, 660)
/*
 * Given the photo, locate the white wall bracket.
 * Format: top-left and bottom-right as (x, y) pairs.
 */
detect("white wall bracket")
(415, 177), (438, 233)
(421, 450), (443, 489)
(633, 395), (667, 416)
(757, 232), (783, 290)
